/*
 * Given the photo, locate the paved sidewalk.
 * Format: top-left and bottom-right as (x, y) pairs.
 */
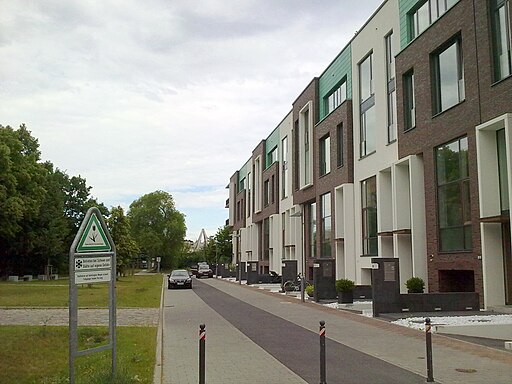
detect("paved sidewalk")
(195, 278), (512, 384)
(0, 308), (159, 326)
(160, 281), (307, 384)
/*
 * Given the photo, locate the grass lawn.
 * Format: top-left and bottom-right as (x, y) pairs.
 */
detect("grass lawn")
(0, 274), (163, 308)
(0, 325), (156, 384)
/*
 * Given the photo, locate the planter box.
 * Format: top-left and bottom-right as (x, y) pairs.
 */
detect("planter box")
(338, 291), (354, 304)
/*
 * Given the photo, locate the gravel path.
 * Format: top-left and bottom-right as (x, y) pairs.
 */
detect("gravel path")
(0, 308), (159, 326)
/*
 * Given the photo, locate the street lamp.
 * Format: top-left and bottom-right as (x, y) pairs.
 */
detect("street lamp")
(290, 210), (305, 303)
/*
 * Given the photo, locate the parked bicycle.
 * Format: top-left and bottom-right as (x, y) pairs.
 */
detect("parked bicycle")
(282, 274), (311, 292)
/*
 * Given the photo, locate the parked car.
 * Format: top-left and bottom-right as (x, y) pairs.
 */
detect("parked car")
(168, 269), (192, 289)
(197, 264), (213, 278)
(190, 264), (199, 277)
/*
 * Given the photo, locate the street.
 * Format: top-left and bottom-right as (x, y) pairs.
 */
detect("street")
(159, 278), (512, 384)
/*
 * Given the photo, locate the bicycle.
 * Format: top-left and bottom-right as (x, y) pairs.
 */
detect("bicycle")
(282, 274), (311, 292)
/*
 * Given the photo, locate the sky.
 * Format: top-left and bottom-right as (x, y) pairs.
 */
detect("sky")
(1, 0), (383, 241)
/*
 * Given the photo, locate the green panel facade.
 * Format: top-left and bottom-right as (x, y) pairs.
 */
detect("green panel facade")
(238, 159), (250, 192)
(399, 0), (420, 49)
(265, 126), (280, 168)
(318, 45), (352, 121)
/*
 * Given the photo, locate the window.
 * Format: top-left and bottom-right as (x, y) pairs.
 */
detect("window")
(267, 146), (278, 167)
(325, 80), (347, 114)
(386, 32), (397, 143)
(403, 70), (416, 130)
(362, 176), (378, 256)
(320, 135), (331, 176)
(263, 218), (270, 261)
(436, 136), (472, 251)
(491, 0), (512, 81)
(409, 0), (459, 40)
(308, 203), (317, 259)
(264, 179), (270, 207)
(360, 54), (373, 102)
(299, 104), (313, 188)
(304, 109), (310, 184)
(271, 175), (275, 204)
(432, 38), (465, 114)
(359, 53), (376, 157)
(497, 129), (510, 211)
(360, 106), (376, 156)
(247, 171), (251, 217)
(321, 193), (332, 258)
(239, 177), (246, 193)
(337, 123), (344, 167)
(281, 136), (288, 198)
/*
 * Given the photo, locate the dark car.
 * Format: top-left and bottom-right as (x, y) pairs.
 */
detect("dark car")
(189, 264), (199, 277)
(168, 269), (192, 289)
(197, 264), (213, 278)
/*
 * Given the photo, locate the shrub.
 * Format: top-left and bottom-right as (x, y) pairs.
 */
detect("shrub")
(305, 284), (314, 297)
(405, 277), (425, 293)
(335, 279), (355, 293)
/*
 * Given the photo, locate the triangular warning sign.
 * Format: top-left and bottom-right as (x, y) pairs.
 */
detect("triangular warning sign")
(76, 213), (112, 253)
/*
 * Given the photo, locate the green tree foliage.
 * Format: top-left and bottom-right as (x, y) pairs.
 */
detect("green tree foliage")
(202, 226), (233, 265)
(128, 191), (186, 269)
(0, 124), (107, 276)
(107, 206), (139, 276)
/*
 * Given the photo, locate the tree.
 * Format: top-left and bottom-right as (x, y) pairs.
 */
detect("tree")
(0, 124), (109, 276)
(107, 206), (139, 276)
(128, 191), (186, 269)
(202, 226), (233, 265)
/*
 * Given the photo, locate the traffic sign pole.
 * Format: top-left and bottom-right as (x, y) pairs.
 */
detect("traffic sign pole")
(69, 207), (116, 384)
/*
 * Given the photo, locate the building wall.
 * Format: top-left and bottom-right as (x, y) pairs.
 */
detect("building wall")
(395, 0), (483, 296)
(351, 0), (400, 285)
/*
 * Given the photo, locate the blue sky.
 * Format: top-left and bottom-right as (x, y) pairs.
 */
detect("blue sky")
(1, 0), (382, 240)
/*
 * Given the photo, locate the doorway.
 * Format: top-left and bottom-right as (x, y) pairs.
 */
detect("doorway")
(503, 221), (512, 304)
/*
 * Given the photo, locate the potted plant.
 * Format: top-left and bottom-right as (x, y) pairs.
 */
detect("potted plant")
(405, 277), (425, 293)
(305, 284), (314, 298)
(336, 278), (355, 304)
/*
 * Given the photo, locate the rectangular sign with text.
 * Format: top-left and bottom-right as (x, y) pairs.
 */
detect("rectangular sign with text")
(74, 256), (111, 271)
(75, 270), (111, 284)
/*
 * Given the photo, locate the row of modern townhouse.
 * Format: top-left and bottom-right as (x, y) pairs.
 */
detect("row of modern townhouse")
(226, 0), (512, 308)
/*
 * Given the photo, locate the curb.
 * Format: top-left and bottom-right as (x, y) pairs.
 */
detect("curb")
(153, 274), (165, 384)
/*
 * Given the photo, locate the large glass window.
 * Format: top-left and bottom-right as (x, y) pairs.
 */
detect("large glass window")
(326, 81), (347, 114)
(303, 109), (311, 185)
(320, 135), (331, 176)
(321, 193), (332, 258)
(491, 0), (512, 81)
(362, 176), (378, 256)
(436, 136), (472, 251)
(432, 38), (465, 114)
(386, 32), (397, 143)
(404, 70), (416, 130)
(410, 0), (459, 40)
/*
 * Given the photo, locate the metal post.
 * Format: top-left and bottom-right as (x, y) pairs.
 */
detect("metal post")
(425, 318), (434, 382)
(301, 273), (305, 302)
(319, 320), (327, 384)
(199, 324), (206, 384)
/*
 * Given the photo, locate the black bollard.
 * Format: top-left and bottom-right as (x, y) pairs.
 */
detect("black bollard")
(319, 320), (327, 384)
(199, 324), (206, 384)
(425, 318), (434, 382)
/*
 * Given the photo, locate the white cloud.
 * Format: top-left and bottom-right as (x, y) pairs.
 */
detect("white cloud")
(1, 0), (382, 240)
